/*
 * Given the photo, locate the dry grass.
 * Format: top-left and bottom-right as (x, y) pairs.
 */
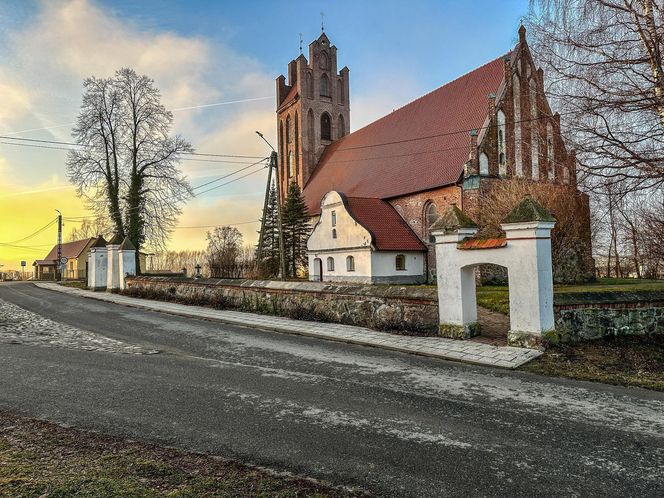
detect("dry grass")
(0, 411), (367, 498)
(520, 335), (664, 391)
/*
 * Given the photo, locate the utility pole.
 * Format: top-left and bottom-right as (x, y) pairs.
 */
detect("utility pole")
(55, 209), (62, 282)
(255, 132), (287, 280)
(256, 158), (274, 262)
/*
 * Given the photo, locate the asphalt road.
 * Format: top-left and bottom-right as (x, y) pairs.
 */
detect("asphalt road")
(1, 282), (663, 497)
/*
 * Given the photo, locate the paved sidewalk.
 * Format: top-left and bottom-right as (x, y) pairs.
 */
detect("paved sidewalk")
(35, 283), (542, 369)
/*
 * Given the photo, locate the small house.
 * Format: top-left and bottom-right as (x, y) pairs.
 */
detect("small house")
(307, 191), (427, 284)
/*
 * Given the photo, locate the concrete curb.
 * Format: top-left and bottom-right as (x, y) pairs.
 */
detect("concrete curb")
(34, 283), (542, 369)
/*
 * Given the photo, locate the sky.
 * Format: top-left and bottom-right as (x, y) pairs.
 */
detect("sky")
(0, 0), (529, 270)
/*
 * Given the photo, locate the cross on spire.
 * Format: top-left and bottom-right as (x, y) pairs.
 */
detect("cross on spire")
(320, 11), (325, 32)
(299, 32), (303, 54)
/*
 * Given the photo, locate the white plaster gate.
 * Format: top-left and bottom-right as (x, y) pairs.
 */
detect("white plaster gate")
(430, 196), (556, 348)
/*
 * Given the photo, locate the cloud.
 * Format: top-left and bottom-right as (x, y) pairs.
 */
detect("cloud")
(0, 0), (278, 263)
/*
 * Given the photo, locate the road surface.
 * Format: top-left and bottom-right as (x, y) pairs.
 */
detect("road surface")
(1, 282), (662, 497)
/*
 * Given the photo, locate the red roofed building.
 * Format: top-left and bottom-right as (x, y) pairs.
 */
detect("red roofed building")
(277, 27), (592, 283)
(33, 238), (97, 280)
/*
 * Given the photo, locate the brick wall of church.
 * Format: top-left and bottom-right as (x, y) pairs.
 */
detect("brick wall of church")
(388, 185), (462, 280)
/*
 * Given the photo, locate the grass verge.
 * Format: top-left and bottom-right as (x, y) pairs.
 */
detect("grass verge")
(0, 410), (366, 498)
(520, 335), (664, 391)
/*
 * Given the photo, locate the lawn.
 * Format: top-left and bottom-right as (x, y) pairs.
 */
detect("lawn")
(520, 334), (664, 391)
(0, 411), (364, 498)
(476, 277), (664, 316)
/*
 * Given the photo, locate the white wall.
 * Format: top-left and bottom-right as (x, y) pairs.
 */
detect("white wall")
(371, 252), (424, 279)
(307, 191), (373, 252)
(308, 248), (373, 283)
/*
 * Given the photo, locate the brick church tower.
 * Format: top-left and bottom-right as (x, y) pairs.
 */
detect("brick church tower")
(275, 32), (350, 197)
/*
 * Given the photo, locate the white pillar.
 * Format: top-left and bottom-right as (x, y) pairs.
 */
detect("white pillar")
(88, 246), (108, 291)
(502, 220), (555, 347)
(432, 227), (481, 339)
(106, 242), (121, 291)
(118, 250), (136, 289)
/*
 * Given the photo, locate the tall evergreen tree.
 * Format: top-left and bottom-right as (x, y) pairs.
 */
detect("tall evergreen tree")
(282, 182), (310, 278)
(256, 182), (280, 277)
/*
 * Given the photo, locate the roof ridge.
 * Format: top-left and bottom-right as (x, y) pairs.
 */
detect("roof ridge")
(338, 52), (509, 143)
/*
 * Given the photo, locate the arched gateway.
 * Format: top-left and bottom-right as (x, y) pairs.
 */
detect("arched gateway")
(430, 196), (556, 348)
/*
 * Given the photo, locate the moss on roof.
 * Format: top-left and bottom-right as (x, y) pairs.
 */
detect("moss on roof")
(429, 204), (478, 233)
(502, 195), (556, 224)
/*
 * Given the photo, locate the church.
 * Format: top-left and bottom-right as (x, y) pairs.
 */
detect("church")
(276, 26), (592, 283)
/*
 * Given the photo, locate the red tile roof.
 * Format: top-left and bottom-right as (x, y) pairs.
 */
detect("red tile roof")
(303, 54), (508, 213)
(40, 238), (95, 263)
(345, 196), (426, 251)
(457, 237), (507, 250)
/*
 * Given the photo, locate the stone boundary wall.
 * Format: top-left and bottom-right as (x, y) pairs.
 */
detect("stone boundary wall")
(125, 276), (440, 334)
(124, 276), (663, 342)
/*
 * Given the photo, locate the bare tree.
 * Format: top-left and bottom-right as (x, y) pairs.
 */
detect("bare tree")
(67, 68), (193, 272)
(66, 217), (111, 242)
(527, 0), (664, 192)
(206, 226), (244, 278)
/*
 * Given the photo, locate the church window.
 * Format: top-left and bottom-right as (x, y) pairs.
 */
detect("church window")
(288, 152), (294, 178)
(331, 210), (337, 226)
(319, 51), (329, 70)
(547, 122), (555, 180)
(321, 112), (331, 140)
(327, 257), (335, 271)
(425, 202), (438, 243)
(497, 110), (506, 176)
(286, 115), (292, 143)
(294, 112), (299, 177)
(346, 255), (355, 272)
(531, 127), (539, 180)
(395, 254), (406, 271)
(530, 79), (538, 119)
(479, 153), (489, 176)
(338, 115), (345, 138)
(513, 74), (523, 177)
(563, 167), (570, 184)
(320, 74), (330, 97)
(279, 120), (284, 165)
(338, 80), (344, 104)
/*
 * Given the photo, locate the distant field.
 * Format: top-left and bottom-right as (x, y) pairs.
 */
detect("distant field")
(477, 278), (664, 316)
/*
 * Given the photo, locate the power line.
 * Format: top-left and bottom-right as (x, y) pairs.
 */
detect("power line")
(192, 158), (268, 191)
(0, 218), (57, 245)
(195, 167), (266, 196)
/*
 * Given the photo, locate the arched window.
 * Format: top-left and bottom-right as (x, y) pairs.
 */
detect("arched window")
(425, 202), (438, 243)
(279, 120), (284, 166)
(321, 112), (331, 140)
(294, 111), (299, 177)
(338, 114), (345, 138)
(547, 122), (555, 180)
(319, 51), (329, 70)
(513, 74), (523, 177)
(327, 256), (335, 271)
(306, 72), (313, 99)
(286, 115), (291, 143)
(530, 79), (538, 119)
(331, 210), (337, 226)
(563, 167), (570, 184)
(332, 228), (337, 239)
(395, 254), (406, 271)
(346, 255), (355, 272)
(479, 152), (489, 176)
(531, 128), (539, 180)
(307, 109), (315, 165)
(320, 74), (330, 97)
(497, 110), (506, 176)
(338, 80), (344, 104)
(288, 151), (294, 178)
